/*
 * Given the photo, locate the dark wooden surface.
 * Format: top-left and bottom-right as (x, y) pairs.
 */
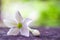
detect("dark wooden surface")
(0, 27), (60, 40)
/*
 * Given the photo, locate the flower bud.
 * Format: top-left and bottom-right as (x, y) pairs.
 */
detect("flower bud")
(27, 27), (40, 36)
(31, 29), (40, 36)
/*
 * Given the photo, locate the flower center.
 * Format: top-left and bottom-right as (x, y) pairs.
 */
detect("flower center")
(17, 23), (22, 29)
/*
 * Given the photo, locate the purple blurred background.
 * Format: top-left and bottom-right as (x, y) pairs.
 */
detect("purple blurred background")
(0, 0), (1, 24)
(0, 0), (1, 21)
(0, 0), (4, 27)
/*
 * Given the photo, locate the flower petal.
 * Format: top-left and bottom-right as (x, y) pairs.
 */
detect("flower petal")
(20, 27), (29, 37)
(7, 28), (20, 35)
(3, 19), (17, 28)
(15, 11), (23, 23)
(20, 18), (32, 37)
(23, 18), (32, 27)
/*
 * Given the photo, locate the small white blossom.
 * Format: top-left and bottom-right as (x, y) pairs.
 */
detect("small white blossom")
(3, 11), (40, 37)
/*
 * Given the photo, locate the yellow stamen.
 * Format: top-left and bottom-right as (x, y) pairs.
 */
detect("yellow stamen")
(17, 23), (22, 29)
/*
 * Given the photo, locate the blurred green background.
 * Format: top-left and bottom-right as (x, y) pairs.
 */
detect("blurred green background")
(2, 0), (60, 27)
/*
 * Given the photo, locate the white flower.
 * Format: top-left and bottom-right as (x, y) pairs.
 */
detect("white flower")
(3, 11), (40, 37)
